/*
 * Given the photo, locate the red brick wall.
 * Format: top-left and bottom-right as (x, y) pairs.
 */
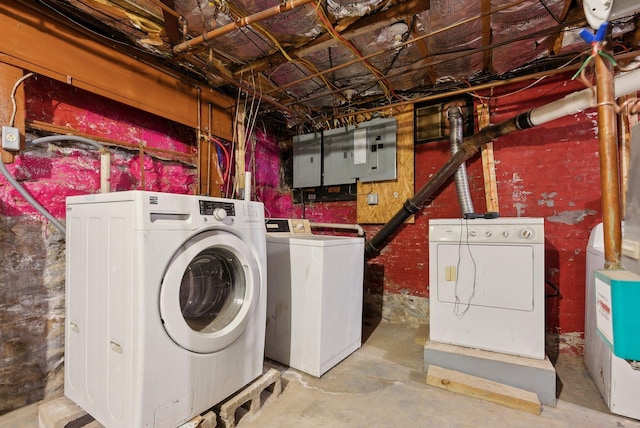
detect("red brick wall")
(5, 73), (608, 336)
(380, 74), (602, 334)
(268, 73), (606, 334)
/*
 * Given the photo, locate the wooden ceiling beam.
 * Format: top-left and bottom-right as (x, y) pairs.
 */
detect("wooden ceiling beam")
(159, 0), (182, 46)
(1, 1), (234, 138)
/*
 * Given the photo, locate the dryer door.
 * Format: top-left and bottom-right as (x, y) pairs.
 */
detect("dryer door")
(160, 229), (261, 354)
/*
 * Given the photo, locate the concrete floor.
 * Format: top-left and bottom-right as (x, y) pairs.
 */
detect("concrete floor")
(236, 322), (638, 428)
(1, 322), (638, 428)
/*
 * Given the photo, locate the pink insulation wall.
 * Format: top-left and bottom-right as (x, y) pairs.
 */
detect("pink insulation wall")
(0, 75), (198, 415)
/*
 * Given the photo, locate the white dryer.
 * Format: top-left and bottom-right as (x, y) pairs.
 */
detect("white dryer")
(429, 218), (545, 359)
(64, 191), (267, 428)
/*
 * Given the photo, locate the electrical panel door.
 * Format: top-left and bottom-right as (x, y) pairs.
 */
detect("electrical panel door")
(353, 117), (397, 183)
(293, 133), (322, 188)
(323, 126), (356, 186)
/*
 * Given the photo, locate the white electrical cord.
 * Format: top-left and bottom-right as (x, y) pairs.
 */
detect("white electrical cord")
(1, 72), (67, 233)
(9, 73), (34, 126)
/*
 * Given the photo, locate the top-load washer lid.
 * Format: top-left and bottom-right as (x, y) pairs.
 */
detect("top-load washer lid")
(160, 227), (261, 354)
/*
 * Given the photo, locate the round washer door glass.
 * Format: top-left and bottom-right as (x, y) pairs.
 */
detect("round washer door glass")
(160, 230), (261, 354)
(180, 247), (245, 333)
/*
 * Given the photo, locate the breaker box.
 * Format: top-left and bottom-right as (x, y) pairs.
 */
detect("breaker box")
(352, 117), (397, 183)
(292, 117), (397, 188)
(293, 132), (322, 188)
(323, 126), (356, 186)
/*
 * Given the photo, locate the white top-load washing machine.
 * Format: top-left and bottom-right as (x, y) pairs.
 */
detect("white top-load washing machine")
(65, 191), (267, 428)
(429, 218), (545, 359)
(264, 219), (364, 377)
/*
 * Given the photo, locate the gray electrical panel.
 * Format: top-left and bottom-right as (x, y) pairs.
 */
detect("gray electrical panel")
(292, 117), (397, 188)
(323, 126), (356, 186)
(351, 117), (397, 183)
(293, 132), (321, 188)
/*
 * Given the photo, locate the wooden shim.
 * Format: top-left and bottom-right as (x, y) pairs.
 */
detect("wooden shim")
(477, 104), (499, 213)
(426, 365), (542, 415)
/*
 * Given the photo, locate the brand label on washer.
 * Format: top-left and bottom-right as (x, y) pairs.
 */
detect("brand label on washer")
(199, 200), (235, 216)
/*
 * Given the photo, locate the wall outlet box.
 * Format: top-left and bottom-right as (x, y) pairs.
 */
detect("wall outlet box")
(2, 126), (20, 151)
(367, 193), (379, 205)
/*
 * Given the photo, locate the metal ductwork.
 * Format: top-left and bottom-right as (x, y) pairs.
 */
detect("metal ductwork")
(448, 106), (475, 217)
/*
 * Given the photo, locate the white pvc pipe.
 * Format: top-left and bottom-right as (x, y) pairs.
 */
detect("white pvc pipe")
(530, 68), (640, 126)
(100, 150), (111, 193)
(244, 170), (251, 201)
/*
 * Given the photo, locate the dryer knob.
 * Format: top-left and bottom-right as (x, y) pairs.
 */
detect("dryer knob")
(213, 208), (228, 221)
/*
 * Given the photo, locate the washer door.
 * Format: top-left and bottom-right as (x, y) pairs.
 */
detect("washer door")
(160, 229), (261, 354)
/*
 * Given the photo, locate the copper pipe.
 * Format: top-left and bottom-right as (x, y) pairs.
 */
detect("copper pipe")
(365, 65), (640, 259)
(595, 43), (623, 269)
(173, 0), (316, 54)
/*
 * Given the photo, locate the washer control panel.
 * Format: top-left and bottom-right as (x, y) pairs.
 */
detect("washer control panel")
(266, 218), (312, 234)
(199, 200), (236, 217)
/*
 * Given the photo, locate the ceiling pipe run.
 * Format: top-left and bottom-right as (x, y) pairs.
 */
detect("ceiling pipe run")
(364, 68), (640, 260)
(172, 0), (316, 54)
(289, 21), (582, 109)
(264, 0), (532, 96)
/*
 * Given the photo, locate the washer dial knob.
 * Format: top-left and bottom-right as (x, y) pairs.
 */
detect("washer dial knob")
(213, 208), (227, 221)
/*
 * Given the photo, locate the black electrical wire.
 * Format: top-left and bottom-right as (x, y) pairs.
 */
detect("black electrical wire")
(545, 279), (560, 298)
(539, 0), (562, 25)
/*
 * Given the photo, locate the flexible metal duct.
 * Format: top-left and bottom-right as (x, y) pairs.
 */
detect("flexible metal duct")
(448, 106), (475, 217)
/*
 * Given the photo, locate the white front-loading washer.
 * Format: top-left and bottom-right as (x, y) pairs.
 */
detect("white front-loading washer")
(64, 190), (266, 428)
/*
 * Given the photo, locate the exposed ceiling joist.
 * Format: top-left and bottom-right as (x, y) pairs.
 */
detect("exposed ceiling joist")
(12, 0), (640, 128)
